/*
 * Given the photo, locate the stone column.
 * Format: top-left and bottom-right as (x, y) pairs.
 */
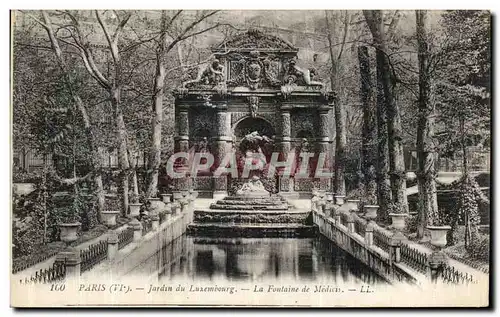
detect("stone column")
(107, 232), (119, 261)
(317, 108), (332, 191)
(213, 106), (231, 200)
(174, 107), (191, 193)
(278, 109), (296, 197)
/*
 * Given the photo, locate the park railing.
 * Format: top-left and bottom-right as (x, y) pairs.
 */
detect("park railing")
(12, 249), (60, 274)
(80, 240), (108, 273)
(19, 260), (66, 285)
(372, 227), (392, 253)
(118, 228), (134, 250)
(400, 243), (428, 274)
(441, 263), (477, 285)
(352, 214), (367, 236)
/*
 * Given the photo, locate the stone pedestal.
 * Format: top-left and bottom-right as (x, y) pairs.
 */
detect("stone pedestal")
(55, 247), (81, 279)
(129, 218), (143, 241)
(390, 231), (407, 263)
(107, 231), (119, 261)
(365, 221), (375, 246)
(151, 214), (160, 231)
(346, 214), (355, 233)
(428, 251), (448, 283)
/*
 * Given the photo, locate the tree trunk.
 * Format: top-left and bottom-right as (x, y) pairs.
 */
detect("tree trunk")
(146, 10), (168, 199)
(112, 88), (130, 217)
(363, 10), (392, 220)
(416, 10), (439, 237)
(325, 10), (348, 196)
(357, 46), (377, 198)
(334, 97), (347, 196)
(460, 116), (468, 175)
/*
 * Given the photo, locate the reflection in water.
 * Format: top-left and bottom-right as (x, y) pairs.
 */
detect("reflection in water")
(133, 235), (387, 285)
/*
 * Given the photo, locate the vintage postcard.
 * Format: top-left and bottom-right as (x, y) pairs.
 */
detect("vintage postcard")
(10, 9), (491, 307)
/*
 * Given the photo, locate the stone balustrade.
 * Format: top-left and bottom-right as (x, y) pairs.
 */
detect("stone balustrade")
(52, 191), (197, 280)
(310, 194), (465, 286)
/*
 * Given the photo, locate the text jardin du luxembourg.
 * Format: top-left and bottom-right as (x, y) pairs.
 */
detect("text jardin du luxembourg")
(145, 284), (366, 294)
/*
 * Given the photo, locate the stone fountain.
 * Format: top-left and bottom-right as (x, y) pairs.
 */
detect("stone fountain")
(188, 132), (314, 237)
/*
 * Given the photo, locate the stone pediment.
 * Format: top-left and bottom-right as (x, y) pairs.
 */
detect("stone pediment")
(212, 29), (298, 53)
(177, 29), (329, 94)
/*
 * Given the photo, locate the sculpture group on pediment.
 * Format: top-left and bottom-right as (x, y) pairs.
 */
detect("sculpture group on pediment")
(181, 59), (226, 93)
(283, 59), (324, 87)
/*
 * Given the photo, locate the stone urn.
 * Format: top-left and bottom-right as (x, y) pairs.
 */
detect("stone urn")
(129, 203), (142, 219)
(326, 192), (334, 202)
(427, 225), (452, 248)
(179, 198), (189, 213)
(59, 222), (81, 244)
(161, 193), (172, 204)
(363, 205), (379, 220)
(334, 195), (346, 206)
(173, 191), (183, 202)
(148, 197), (163, 212)
(101, 210), (120, 227)
(389, 213), (408, 231)
(345, 199), (360, 213)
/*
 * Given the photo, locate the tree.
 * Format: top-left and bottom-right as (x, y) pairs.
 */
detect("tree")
(436, 10), (490, 174)
(145, 10), (220, 199)
(362, 10), (392, 219)
(324, 10), (350, 197)
(43, 10), (134, 216)
(23, 11), (106, 218)
(357, 45), (377, 199)
(415, 10), (439, 236)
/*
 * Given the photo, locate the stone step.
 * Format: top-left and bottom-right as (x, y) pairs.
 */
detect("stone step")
(195, 209), (308, 214)
(187, 223), (316, 238)
(214, 200), (286, 206)
(219, 196), (286, 202)
(209, 204), (289, 210)
(193, 209), (311, 224)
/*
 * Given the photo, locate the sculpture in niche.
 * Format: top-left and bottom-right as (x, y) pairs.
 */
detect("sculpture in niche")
(294, 138), (312, 177)
(247, 96), (260, 118)
(239, 131), (272, 155)
(197, 137), (209, 153)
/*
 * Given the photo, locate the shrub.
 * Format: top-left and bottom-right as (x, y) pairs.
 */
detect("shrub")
(468, 235), (490, 262)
